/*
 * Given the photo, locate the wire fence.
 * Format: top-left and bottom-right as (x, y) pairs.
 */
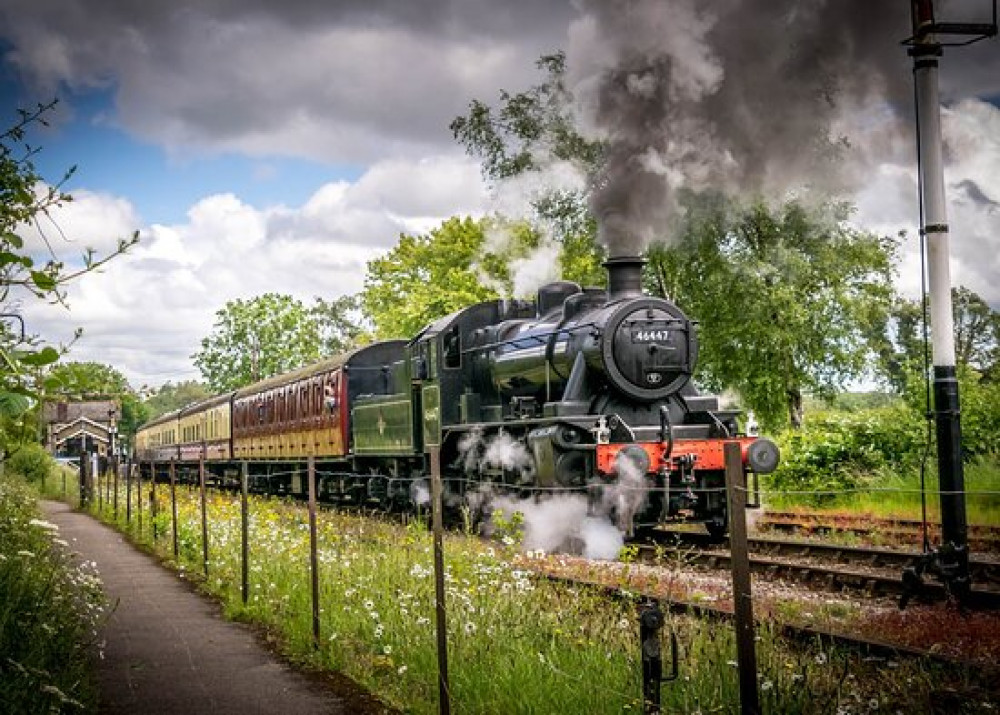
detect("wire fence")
(72, 453), (995, 715)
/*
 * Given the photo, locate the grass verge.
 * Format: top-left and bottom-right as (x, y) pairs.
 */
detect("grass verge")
(1, 471), (105, 713)
(67, 474), (999, 714)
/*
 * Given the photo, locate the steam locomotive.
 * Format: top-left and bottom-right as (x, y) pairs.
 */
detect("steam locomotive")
(134, 256), (779, 538)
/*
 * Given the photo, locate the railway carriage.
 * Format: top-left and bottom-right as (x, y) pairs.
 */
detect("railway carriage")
(135, 410), (180, 463)
(178, 394), (233, 462)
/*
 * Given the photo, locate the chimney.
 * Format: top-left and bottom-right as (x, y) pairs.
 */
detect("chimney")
(604, 256), (645, 301)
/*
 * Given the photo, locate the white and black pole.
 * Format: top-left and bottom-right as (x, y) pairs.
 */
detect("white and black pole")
(901, 0), (995, 603)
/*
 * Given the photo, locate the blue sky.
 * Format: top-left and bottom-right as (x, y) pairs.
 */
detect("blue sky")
(1, 0), (998, 389)
(2, 72), (363, 227)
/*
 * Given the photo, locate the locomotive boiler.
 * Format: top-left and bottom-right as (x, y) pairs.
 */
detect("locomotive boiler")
(350, 255), (779, 537)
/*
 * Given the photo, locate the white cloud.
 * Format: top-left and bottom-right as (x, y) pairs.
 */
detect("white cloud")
(19, 187), (139, 263)
(19, 155), (490, 387)
(853, 99), (1000, 307)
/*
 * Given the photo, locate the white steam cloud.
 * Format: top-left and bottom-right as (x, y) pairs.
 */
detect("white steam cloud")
(458, 431), (655, 560)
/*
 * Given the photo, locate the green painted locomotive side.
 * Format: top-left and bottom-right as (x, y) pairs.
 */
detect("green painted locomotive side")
(352, 394), (416, 455)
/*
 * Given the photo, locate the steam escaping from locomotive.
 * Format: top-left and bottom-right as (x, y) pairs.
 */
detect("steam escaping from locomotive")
(461, 429), (655, 559)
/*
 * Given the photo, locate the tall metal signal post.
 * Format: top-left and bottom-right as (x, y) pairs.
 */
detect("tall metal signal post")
(901, 0), (996, 605)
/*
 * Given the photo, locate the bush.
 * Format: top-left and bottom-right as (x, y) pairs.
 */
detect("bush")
(954, 372), (1000, 458)
(0, 475), (104, 711)
(902, 365), (1000, 459)
(769, 407), (924, 505)
(5, 443), (56, 484)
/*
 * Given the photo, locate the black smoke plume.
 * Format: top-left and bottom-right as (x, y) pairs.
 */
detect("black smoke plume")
(568, 0), (922, 256)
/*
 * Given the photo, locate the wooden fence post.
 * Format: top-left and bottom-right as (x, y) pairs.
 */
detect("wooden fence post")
(199, 455), (209, 577)
(430, 446), (451, 715)
(725, 441), (760, 715)
(308, 456), (320, 647)
(170, 460), (179, 559)
(137, 463), (143, 536)
(241, 461), (250, 605)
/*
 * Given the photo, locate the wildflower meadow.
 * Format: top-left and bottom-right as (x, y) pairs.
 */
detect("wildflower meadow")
(0, 470), (106, 713)
(57, 466), (987, 714)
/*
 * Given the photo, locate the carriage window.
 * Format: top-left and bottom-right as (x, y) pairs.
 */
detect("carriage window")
(443, 326), (461, 369)
(324, 375), (339, 411)
(412, 352), (427, 381)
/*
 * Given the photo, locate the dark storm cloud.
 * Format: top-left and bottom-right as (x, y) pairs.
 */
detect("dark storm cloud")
(568, 0), (1000, 256)
(0, 0), (578, 162)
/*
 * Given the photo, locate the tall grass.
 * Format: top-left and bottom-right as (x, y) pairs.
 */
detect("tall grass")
(764, 455), (1000, 526)
(76, 476), (993, 713)
(0, 472), (105, 713)
(836, 457), (1000, 525)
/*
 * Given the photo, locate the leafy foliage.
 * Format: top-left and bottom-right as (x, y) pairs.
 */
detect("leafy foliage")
(5, 441), (56, 484)
(872, 287), (1000, 394)
(900, 365), (1000, 460)
(194, 294), (322, 392)
(310, 294), (370, 355)
(648, 197), (897, 430)
(451, 52), (603, 183)
(451, 52), (607, 288)
(193, 293), (364, 392)
(362, 218), (497, 339)
(770, 408), (925, 505)
(0, 101), (137, 441)
(141, 380), (212, 421)
(43, 361), (130, 397)
(771, 367), (999, 506)
(954, 371), (1000, 459)
(360, 215), (607, 340)
(0, 476), (103, 712)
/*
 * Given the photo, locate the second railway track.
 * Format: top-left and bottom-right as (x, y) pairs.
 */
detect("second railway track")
(639, 532), (1000, 606)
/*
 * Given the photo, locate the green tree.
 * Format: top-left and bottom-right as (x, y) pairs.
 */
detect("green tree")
(193, 293), (325, 392)
(872, 286), (1000, 394)
(310, 294), (369, 355)
(451, 52), (606, 288)
(194, 292), (367, 392)
(362, 218), (500, 339)
(361, 216), (589, 339)
(44, 361), (147, 439)
(0, 101), (137, 441)
(648, 197), (897, 430)
(141, 380), (212, 420)
(45, 361), (130, 397)
(451, 52), (603, 183)
(952, 287), (999, 379)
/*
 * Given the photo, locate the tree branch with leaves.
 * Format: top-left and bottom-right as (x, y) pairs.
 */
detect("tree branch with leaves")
(0, 100), (138, 436)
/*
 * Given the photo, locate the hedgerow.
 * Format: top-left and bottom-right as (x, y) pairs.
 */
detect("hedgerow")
(769, 407), (924, 505)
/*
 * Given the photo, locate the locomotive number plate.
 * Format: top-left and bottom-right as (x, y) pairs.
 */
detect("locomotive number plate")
(631, 328), (672, 343)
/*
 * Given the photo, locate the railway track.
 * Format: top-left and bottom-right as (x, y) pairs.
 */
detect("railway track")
(754, 510), (1000, 553)
(638, 532), (1000, 607)
(538, 571), (998, 675)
